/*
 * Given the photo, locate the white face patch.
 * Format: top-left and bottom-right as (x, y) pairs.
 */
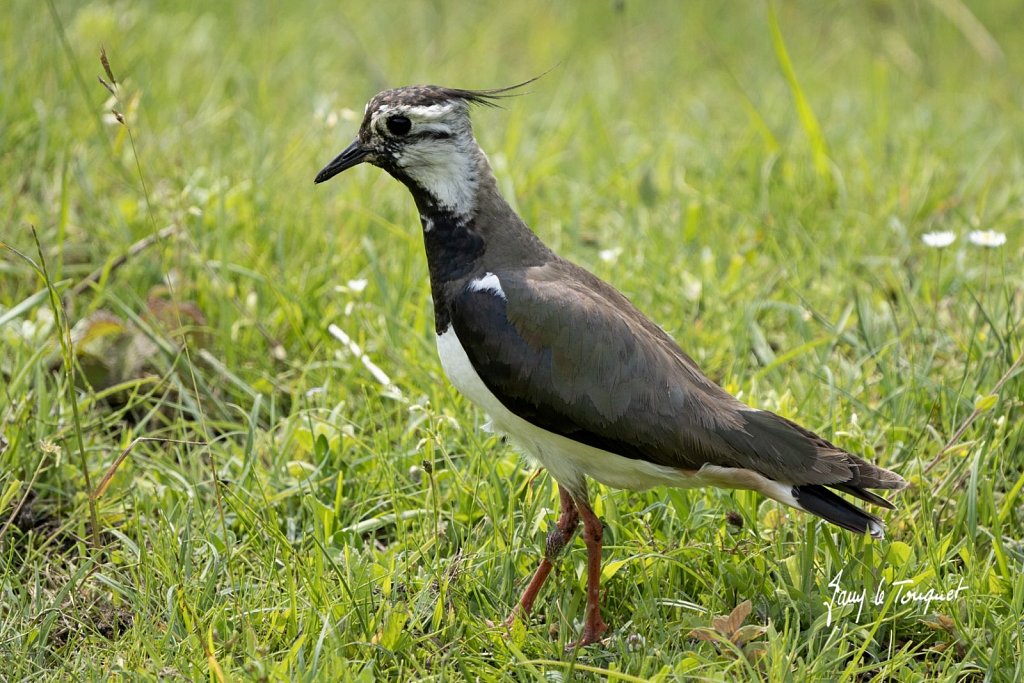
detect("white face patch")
(400, 103), (457, 121)
(369, 102), (482, 217)
(468, 272), (506, 300)
(373, 103), (458, 136)
(400, 139), (479, 216)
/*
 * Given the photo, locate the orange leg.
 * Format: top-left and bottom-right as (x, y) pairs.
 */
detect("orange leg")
(572, 498), (609, 647)
(507, 485), (579, 624)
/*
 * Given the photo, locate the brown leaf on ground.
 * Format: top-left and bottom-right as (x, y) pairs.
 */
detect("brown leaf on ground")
(713, 600), (752, 636)
(688, 599), (767, 660)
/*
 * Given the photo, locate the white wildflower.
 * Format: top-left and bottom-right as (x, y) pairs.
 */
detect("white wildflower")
(968, 230), (1006, 248)
(599, 247), (622, 263)
(625, 633), (646, 652)
(921, 231), (955, 248)
(347, 278), (368, 293)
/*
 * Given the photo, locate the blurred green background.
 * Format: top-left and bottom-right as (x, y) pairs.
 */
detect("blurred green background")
(2, 1), (1022, 680)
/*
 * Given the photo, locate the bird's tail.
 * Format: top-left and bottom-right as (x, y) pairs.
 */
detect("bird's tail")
(792, 484), (887, 539)
(729, 408), (907, 539)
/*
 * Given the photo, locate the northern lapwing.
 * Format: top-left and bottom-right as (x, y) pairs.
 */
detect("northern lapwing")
(314, 82), (907, 647)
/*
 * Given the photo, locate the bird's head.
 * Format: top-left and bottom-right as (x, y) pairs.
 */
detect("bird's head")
(314, 82), (533, 217)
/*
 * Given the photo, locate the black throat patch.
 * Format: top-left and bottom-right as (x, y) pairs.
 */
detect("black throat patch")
(396, 179), (484, 334)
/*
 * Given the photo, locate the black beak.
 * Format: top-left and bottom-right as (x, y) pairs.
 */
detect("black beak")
(314, 139), (370, 184)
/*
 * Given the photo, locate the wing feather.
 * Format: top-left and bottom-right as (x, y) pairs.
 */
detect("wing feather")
(448, 260), (903, 493)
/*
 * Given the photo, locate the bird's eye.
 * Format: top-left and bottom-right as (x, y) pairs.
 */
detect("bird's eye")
(386, 115), (412, 136)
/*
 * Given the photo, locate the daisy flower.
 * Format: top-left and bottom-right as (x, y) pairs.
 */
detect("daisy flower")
(922, 231), (956, 248)
(968, 230), (1006, 248)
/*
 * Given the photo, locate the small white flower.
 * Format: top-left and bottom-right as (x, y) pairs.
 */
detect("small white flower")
(968, 230), (1006, 248)
(347, 278), (368, 293)
(599, 247), (622, 263)
(921, 231), (956, 248)
(625, 632), (646, 652)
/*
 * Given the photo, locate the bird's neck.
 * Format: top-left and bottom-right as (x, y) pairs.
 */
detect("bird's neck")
(401, 148), (553, 333)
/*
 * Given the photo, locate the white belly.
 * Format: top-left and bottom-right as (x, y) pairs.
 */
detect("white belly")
(435, 325), (699, 493)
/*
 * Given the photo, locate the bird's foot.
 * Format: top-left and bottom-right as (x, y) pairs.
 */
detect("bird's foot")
(484, 610), (523, 636)
(566, 616), (609, 651)
(566, 631), (610, 651)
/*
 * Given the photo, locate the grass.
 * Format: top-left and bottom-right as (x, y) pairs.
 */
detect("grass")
(2, 0), (1023, 680)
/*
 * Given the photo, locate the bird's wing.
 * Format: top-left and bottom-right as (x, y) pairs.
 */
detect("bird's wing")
(448, 260), (901, 491)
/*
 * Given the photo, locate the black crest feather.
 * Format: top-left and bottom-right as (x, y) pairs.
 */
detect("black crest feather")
(367, 71), (552, 112)
(439, 73), (549, 108)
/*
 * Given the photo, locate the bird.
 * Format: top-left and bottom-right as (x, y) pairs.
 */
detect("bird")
(314, 81), (907, 647)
